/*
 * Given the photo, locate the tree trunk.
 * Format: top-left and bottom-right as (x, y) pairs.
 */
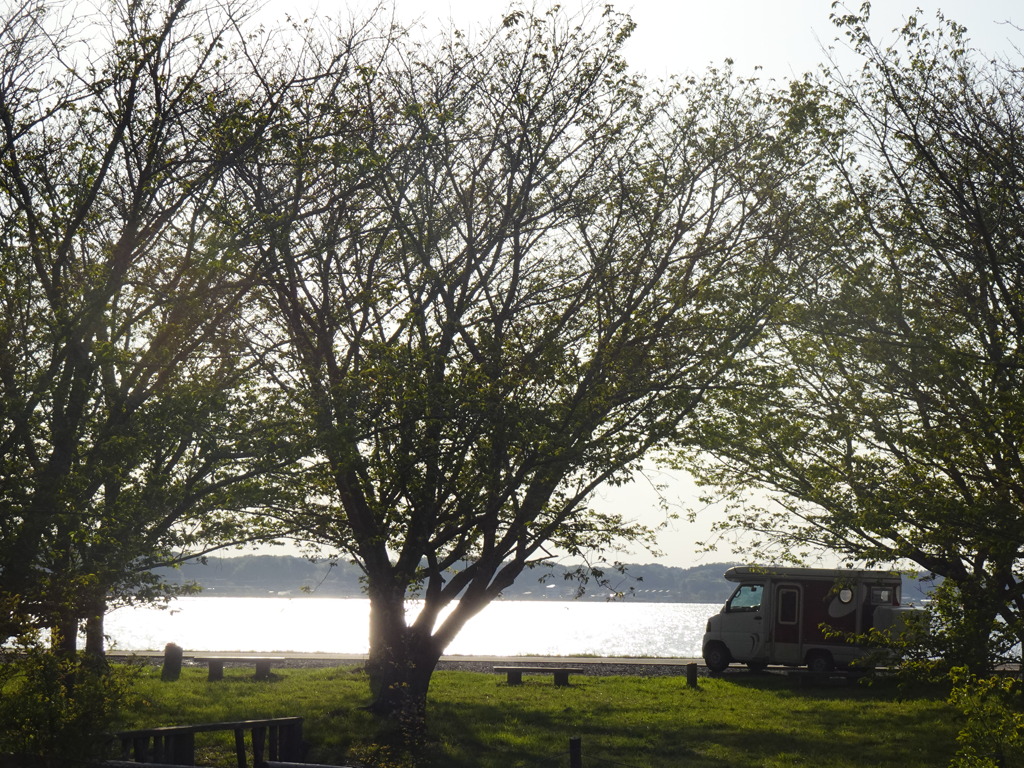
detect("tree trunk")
(83, 597), (107, 666)
(945, 577), (1001, 675)
(53, 610), (78, 658)
(364, 590), (443, 737)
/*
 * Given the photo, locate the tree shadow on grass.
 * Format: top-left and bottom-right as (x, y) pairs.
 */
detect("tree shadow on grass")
(421, 691), (713, 768)
(717, 667), (950, 702)
(405, 673), (957, 768)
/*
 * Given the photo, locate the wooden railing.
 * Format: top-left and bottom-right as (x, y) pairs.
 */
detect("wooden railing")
(111, 716), (303, 768)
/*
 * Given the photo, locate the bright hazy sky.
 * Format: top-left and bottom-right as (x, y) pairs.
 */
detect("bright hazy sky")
(257, 0), (1022, 568)
(266, 0), (1022, 79)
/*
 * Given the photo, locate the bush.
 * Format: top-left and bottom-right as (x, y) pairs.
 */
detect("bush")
(0, 635), (137, 766)
(949, 667), (1024, 768)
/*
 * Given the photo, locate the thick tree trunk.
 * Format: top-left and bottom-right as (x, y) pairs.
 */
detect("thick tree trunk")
(364, 590), (443, 734)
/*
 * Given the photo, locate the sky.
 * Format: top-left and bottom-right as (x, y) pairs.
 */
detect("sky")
(254, 0), (1022, 568)
(264, 0), (1023, 79)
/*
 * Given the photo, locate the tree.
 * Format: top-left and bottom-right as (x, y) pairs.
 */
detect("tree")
(0, 0), (300, 656)
(246, 6), (819, 721)
(682, 7), (1024, 672)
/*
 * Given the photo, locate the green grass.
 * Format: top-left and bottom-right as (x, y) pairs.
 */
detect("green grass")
(114, 665), (959, 768)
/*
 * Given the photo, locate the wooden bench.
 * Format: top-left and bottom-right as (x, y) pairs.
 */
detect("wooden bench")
(193, 656), (286, 681)
(112, 716), (302, 767)
(493, 666), (584, 686)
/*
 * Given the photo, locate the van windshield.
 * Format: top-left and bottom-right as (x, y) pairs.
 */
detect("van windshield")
(727, 584), (763, 612)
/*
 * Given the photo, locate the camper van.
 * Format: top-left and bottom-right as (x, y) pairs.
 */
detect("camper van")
(702, 566), (917, 672)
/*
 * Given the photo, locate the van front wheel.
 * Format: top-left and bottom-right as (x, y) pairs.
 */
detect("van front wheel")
(704, 643), (731, 673)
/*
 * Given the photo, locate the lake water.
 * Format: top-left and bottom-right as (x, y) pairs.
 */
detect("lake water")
(103, 598), (720, 658)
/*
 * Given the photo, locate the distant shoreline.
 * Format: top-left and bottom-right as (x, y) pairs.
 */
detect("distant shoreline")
(161, 590), (725, 604)
(152, 554), (935, 604)
(152, 554), (745, 603)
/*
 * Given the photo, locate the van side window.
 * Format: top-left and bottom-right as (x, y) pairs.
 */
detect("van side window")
(870, 586), (896, 605)
(778, 588), (799, 624)
(727, 584), (763, 612)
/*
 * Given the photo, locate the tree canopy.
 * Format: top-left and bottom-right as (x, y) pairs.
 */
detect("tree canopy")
(239, 4), (824, 717)
(0, 0), (301, 653)
(682, 7), (1024, 671)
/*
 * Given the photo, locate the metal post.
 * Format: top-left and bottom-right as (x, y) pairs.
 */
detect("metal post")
(687, 662), (699, 689)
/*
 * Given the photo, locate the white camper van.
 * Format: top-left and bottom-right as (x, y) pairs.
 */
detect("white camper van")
(702, 566), (918, 672)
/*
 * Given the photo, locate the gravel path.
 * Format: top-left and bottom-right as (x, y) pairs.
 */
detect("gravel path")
(109, 652), (710, 678)
(433, 659), (705, 678)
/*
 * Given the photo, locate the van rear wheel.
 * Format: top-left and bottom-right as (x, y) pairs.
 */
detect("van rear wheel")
(704, 642), (731, 673)
(806, 651), (835, 673)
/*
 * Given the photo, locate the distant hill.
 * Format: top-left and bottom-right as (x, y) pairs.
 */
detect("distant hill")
(152, 556), (740, 603)
(152, 556), (935, 604)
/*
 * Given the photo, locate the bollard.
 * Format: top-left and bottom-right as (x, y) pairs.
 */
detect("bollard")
(569, 736), (582, 768)
(687, 662), (698, 689)
(161, 642), (184, 682)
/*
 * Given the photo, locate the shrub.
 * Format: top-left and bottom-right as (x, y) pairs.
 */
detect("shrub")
(949, 667), (1024, 768)
(0, 635), (138, 766)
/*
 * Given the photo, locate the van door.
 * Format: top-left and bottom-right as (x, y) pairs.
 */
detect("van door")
(771, 584), (803, 665)
(721, 583), (767, 661)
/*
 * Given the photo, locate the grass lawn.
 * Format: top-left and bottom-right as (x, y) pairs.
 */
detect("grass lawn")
(114, 664), (959, 767)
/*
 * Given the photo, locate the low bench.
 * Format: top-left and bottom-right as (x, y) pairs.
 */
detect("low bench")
(493, 666), (584, 686)
(112, 716), (302, 767)
(193, 656), (286, 681)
